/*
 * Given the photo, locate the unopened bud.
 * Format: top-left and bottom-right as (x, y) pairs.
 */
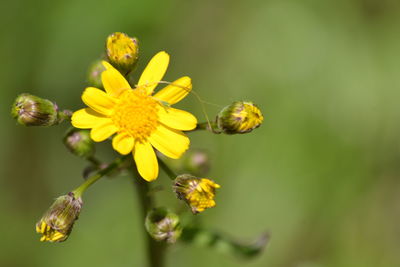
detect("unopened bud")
(173, 174), (220, 214)
(106, 32), (139, 72)
(63, 128), (95, 159)
(145, 207), (182, 243)
(36, 192), (83, 242)
(216, 101), (263, 134)
(184, 150), (211, 176)
(11, 93), (61, 126)
(87, 60), (106, 88)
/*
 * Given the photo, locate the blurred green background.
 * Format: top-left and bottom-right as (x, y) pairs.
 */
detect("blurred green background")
(2, 0), (400, 266)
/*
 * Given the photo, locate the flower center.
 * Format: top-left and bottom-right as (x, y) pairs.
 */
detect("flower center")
(111, 89), (159, 142)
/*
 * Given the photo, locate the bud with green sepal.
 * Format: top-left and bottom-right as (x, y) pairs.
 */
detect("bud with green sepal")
(36, 192), (83, 242)
(11, 93), (69, 126)
(145, 207), (182, 244)
(106, 32), (139, 73)
(63, 128), (95, 159)
(216, 101), (263, 134)
(173, 174), (220, 214)
(87, 60), (106, 88)
(157, 149), (211, 177)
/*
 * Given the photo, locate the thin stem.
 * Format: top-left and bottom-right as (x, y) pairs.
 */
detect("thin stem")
(157, 157), (177, 180)
(87, 156), (102, 167)
(193, 121), (221, 133)
(132, 171), (166, 267)
(72, 155), (128, 198)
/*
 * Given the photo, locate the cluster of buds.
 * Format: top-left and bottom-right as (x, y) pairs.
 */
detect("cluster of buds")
(145, 207), (182, 243)
(11, 30), (265, 254)
(216, 101), (263, 134)
(173, 174), (221, 214)
(36, 192), (83, 242)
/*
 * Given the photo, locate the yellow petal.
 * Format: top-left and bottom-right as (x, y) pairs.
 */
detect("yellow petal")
(137, 51), (170, 95)
(153, 76), (192, 105)
(101, 61), (131, 97)
(82, 87), (116, 116)
(149, 124), (190, 159)
(71, 108), (111, 129)
(90, 121), (118, 142)
(158, 107), (197, 131)
(112, 133), (134, 155)
(133, 142), (159, 181)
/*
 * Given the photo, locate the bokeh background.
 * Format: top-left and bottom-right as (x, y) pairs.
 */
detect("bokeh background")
(2, 0), (400, 266)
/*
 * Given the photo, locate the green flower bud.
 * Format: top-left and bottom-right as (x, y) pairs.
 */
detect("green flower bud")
(216, 101), (263, 134)
(184, 150), (211, 176)
(11, 93), (61, 126)
(145, 207), (182, 244)
(63, 128), (95, 159)
(157, 149), (211, 177)
(87, 60), (106, 88)
(36, 192), (83, 242)
(106, 32), (139, 73)
(173, 174), (220, 214)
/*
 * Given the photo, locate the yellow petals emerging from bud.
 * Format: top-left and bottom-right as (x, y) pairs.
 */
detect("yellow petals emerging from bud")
(36, 192), (83, 242)
(63, 128), (95, 159)
(11, 93), (62, 127)
(173, 174), (220, 214)
(216, 101), (263, 134)
(106, 32), (139, 72)
(145, 207), (182, 243)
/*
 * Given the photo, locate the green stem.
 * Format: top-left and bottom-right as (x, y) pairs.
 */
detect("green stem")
(157, 156), (177, 180)
(72, 155), (128, 198)
(194, 121), (221, 133)
(57, 109), (73, 123)
(132, 170), (166, 267)
(87, 156), (102, 167)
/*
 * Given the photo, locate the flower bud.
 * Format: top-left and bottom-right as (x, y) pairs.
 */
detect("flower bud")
(63, 128), (95, 159)
(216, 101), (263, 134)
(36, 192), (83, 242)
(173, 174), (221, 214)
(11, 93), (60, 126)
(145, 207), (182, 243)
(184, 150), (211, 176)
(106, 32), (139, 73)
(87, 60), (106, 88)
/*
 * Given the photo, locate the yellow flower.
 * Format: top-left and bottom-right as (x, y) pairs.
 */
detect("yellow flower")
(173, 174), (221, 214)
(71, 52), (197, 181)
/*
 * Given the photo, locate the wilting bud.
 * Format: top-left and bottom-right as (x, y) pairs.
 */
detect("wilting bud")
(106, 32), (139, 72)
(36, 192), (83, 242)
(63, 128), (95, 159)
(216, 101), (263, 134)
(87, 60), (106, 88)
(11, 93), (61, 126)
(173, 174), (221, 214)
(145, 207), (182, 243)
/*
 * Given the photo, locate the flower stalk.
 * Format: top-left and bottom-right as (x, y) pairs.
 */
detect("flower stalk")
(72, 155), (129, 198)
(132, 169), (166, 267)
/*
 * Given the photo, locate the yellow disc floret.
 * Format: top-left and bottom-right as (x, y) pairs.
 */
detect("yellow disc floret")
(112, 89), (159, 143)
